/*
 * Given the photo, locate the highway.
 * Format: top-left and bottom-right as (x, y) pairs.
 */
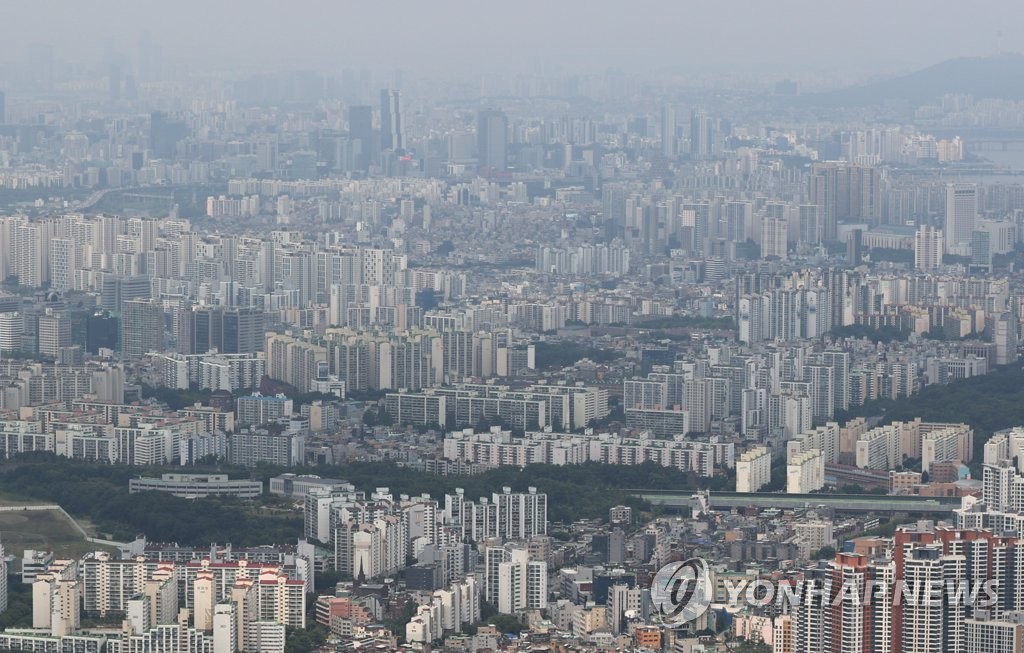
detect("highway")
(629, 490), (961, 514)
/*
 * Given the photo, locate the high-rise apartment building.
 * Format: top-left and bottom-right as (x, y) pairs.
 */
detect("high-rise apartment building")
(761, 217), (788, 259)
(735, 447), (771, 492)
(914, 225), (944, 272)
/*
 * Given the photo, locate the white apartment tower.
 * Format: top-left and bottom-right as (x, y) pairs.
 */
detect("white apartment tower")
(915, 225), (944, 272)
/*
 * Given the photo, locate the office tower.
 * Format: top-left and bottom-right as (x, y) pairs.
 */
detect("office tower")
(945, 183), (977, 252)
(221, 308), (264, 355)
(38, 312), (72, 357)
(660, 106), (677, 157)
(28, 43), (54, 91)
(101, 275), (151, 313)
(0, 312), (22, 353)
(846, 228), (863, 265)
(971, 230), (992, 271)
(86, 311), (118, 353)
(184, 306), (264, 355)
(348, 105), (374, 170)
(137, 30), (161, 81)
(0, 90), (5, 123)
(109, 63), (121, 102)
(150, 111), (188, 159)
(690, 109), (714, 158)
(121, 299), (165, 357)
(476, 109), (508, 175)
(914, 225), (944, 272)
(380, 89), (404, 152)
(340, 68), (358, 102)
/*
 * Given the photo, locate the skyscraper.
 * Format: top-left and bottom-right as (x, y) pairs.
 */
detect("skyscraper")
(971, 230), (992, 271)
(38, 312), (72, 358)
(846, 228), (863, 265)
(945, 183), (977, 253)
(660, 106), (676, 158)
(181, 306), (264, 356)
(476, 109), (508, 175)
(808, 162), (882, 242)
(121, 299), (164, 357)
(109, 63), (121, 102)
(0, 90), (5, 124)
(761, 217), (788, 259)
(690, 109), (714, 158)
(150, 111), (188, 159)
(380, 89), (404, 152)
(348, 105), (374, 171)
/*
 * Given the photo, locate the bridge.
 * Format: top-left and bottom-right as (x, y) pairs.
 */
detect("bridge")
(629, 490), (961, 514)
(925, 128), (1024, 156)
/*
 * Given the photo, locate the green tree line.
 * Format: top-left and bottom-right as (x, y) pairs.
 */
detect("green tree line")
(0, 454), (732, 538)
(0, 455), (300, 546)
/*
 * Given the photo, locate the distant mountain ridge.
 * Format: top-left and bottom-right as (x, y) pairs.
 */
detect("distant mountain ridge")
(807, 53), (1024, 106)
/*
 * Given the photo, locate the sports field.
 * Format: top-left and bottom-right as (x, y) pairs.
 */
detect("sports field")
(0, 505), (112, 560)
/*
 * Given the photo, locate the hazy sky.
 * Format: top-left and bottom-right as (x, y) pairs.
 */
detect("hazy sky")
(1, 0), (1021, 79)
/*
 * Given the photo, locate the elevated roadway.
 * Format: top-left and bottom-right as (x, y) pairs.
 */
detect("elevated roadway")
(629, 490), (960, 514)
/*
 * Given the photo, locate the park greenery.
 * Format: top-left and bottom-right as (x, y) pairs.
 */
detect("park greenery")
(0, 454), (300, 546)
(532, 341), (620, 368)
(635, 315), (737, 331)
(0, 454), (734, 548)
(837, 362), (1024, 442)
(834, 363), (1024, 479)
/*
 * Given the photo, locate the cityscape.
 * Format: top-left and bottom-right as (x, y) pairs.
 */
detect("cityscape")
(3, 2), (1024, 652)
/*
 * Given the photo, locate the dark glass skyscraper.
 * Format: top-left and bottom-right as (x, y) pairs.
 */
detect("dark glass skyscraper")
(348, 105), (374, 171)
(476, 109), (508, 176)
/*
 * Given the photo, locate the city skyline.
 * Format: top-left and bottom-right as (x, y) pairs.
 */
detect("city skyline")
(1, 0), (1022, 80)
(4, 3), (1024, 652)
